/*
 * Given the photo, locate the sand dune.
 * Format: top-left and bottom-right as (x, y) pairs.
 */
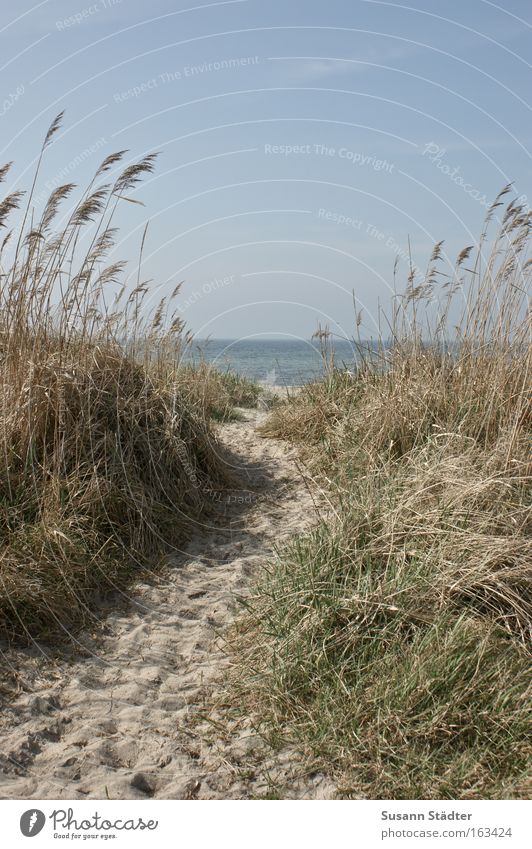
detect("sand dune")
(0, 409), (335, 800)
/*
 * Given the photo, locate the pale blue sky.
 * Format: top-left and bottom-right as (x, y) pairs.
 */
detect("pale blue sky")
(1, 0), (531, 338)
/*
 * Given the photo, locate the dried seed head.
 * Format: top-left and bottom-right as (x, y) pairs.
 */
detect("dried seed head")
(43, 111), (65, 149)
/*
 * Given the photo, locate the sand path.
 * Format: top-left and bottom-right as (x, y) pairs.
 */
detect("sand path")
(0, 410), (335, 800)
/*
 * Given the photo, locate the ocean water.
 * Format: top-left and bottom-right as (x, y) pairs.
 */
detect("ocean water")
(183, 338), (360, 386)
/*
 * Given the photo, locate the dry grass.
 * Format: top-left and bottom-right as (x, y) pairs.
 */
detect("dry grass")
(232, 190), (532, 799)
(177, 361), (261, 421)
(0, 115), (233, 642)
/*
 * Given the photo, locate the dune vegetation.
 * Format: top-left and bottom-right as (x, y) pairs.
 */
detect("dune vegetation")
(231, 191), (531, 799)
(0, 115), (251, 643)
(1, 113), (529, 800)
(176, 361), (262, 422)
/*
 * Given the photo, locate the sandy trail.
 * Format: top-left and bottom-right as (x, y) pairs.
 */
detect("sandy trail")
(0, 409), (335, 800)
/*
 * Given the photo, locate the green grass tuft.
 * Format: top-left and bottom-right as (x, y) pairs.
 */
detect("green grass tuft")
(231, 194), (532, 799)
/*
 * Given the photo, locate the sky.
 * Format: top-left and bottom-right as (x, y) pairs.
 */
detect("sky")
(1, 0), (531, 339)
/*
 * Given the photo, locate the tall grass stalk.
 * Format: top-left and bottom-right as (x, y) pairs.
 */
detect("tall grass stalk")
(232, 194), (531, 799)
(0, 116), (230, 642)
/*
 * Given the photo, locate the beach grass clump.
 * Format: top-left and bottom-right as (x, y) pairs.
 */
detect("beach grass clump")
(232, 191), (532, 798)
(178, 361), (261, 421)
(0, 115), (229, 642)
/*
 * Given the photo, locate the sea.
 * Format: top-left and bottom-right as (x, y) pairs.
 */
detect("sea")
(183, 338), (361, 386)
